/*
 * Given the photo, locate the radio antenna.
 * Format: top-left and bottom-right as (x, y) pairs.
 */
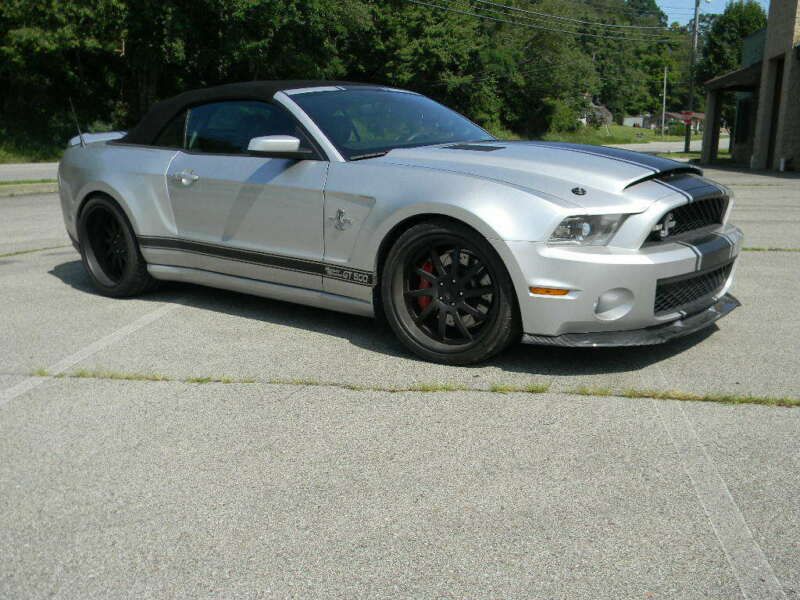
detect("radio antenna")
(68, 97), (86, 147)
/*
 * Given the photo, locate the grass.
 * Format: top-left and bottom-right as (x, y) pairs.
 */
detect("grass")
(489, 382), (551, 394)
(186, 375), (257, 384)
(67, 368), (172, 382)
(0, 179), (57, 186)
(0, 244), (70, 259)
(566, 384), (800, 408)
(542, 124), (685, 146)
(482, 123), (686, 146)
(743, 247), (800, 253)
(570, 385), (614, 397)
(618, 388), (800, 408)
(0, 140), (62, 164)
(28, 369), (799, 408)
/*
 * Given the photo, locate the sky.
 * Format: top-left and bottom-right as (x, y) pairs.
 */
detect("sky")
(659, 0), (770, 25)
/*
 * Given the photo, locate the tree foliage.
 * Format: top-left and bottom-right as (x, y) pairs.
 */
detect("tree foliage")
(696, 0), (767, 85)
(695, 0), (767, 125)
(1, 0), (705, 150)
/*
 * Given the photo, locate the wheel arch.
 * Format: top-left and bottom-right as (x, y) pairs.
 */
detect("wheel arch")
(371, 212), (521, 327)
(74, 183), (139, 238)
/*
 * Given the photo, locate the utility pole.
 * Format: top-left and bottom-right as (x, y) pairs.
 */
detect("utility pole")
(684, 0), (701, 152)
(661, 65), (668, 138)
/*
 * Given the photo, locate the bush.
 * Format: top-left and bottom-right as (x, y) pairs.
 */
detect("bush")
(546, 98), (582, 133)
(668, 122), (686, 136)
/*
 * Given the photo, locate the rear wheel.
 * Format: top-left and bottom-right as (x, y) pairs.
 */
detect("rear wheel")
(381, 220), (520, 364)
(77, 196), (155, 297)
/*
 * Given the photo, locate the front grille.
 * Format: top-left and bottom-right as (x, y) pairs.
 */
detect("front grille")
(654, 261), (733, 315)
(648, 195), (728, 242)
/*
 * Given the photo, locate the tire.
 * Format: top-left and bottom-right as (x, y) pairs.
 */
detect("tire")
(381, 219), (520, 364)
(77, 195), (155, 297)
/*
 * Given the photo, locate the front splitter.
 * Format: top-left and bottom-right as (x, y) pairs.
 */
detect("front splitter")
(521, 294), (740, 348)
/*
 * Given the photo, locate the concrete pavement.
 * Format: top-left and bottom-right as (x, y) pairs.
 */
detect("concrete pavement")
(1, 166), (799, 598)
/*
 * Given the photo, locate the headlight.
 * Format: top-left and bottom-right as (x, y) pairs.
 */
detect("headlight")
(548, 214), (627, 246)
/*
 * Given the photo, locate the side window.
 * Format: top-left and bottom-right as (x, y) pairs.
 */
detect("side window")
(153, 111), (186, 148)
(184, 101), (313, 154)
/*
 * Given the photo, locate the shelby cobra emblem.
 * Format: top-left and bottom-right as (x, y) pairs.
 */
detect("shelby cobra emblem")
(58, 80), (742, 364)
(654, 212), (678, 239)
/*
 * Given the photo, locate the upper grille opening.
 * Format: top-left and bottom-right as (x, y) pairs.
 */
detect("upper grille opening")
(647, 195), (729, 242)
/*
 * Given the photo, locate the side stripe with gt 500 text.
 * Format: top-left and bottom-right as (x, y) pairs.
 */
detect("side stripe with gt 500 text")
(137, 236), (375, 286)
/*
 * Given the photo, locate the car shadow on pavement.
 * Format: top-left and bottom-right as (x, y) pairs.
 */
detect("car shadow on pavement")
(50, 259), (716, 377)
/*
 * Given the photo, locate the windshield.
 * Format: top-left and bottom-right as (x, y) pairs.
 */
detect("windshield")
(291, 88), (493, 160)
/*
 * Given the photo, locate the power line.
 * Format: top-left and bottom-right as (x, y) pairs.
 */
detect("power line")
(406, 0), (681, 42)
(471, 2), (673, 37)
(476, 0), (672, 29)
(537, 0), (695, 18)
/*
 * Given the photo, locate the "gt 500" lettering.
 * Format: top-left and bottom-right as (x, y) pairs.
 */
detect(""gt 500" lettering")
(324, 266), (375, 286)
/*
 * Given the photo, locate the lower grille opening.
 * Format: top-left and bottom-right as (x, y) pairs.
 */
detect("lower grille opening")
(654, 261), (733, 315)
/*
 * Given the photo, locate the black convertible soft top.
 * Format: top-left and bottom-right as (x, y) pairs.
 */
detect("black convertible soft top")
(120, 80), (373, 146)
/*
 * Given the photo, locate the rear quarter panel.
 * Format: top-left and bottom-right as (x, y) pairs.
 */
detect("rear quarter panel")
(59, 142), (178, 241)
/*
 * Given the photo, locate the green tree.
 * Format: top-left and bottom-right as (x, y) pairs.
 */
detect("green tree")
(696, 0), (767, 85)
(0, 0), (125, 147)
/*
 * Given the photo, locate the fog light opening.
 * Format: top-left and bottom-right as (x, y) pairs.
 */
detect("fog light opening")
(594, 288), (634, 321)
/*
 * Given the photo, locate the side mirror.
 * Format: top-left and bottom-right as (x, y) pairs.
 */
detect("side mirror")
(247, 135), (313, 160)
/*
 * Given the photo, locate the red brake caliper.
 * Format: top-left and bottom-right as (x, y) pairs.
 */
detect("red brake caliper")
(417, 261), (434, 310)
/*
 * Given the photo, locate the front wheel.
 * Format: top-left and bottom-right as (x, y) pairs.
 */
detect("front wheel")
(381, 220), (520, 364)
(77, 196), (155, 297)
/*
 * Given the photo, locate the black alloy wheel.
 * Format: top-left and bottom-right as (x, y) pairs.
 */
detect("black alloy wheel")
(86, 206), (128, 284)
(404, 241), (496, 345)
(382, 220), (520, 364)
(77, 195), (155, 297)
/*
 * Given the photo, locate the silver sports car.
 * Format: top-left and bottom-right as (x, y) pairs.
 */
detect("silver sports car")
(58, 81), (742, 364)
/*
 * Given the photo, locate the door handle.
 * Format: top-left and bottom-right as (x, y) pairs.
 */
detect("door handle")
(172, 169), (199, 186)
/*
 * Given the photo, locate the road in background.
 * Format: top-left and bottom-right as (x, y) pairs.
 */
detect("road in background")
(0, 162), (58, 182)
(609, 136), (730, 154)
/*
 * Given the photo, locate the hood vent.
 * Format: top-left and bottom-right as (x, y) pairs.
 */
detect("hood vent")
(444, 143), (505, 152)
(623, 165), (702, 190)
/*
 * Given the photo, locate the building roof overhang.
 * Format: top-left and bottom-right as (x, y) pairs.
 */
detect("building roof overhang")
(705, 62), (762, 92)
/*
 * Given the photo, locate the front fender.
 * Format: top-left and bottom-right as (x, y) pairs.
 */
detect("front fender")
(324, 161), (566, 275)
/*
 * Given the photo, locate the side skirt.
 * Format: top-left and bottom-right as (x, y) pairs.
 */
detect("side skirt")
(147, 264), (375, 318)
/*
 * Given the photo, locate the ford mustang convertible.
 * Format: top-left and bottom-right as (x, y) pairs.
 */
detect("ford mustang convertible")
(58, 81), (742, 364)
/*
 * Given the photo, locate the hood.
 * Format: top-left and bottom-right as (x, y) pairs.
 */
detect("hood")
(377, 141), (701, 211)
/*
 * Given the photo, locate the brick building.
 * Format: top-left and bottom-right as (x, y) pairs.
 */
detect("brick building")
(702, 0), (800, 170)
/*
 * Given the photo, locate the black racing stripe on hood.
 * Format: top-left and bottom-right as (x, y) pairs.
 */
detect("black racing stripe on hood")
(519, 141), (703, 176)
(654, 172), (726, 202)
(518, 142), (658, 172)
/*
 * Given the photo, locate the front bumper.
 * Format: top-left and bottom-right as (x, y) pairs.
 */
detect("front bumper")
(505, 224), (743, 338)
(522, 293), (740, 347)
